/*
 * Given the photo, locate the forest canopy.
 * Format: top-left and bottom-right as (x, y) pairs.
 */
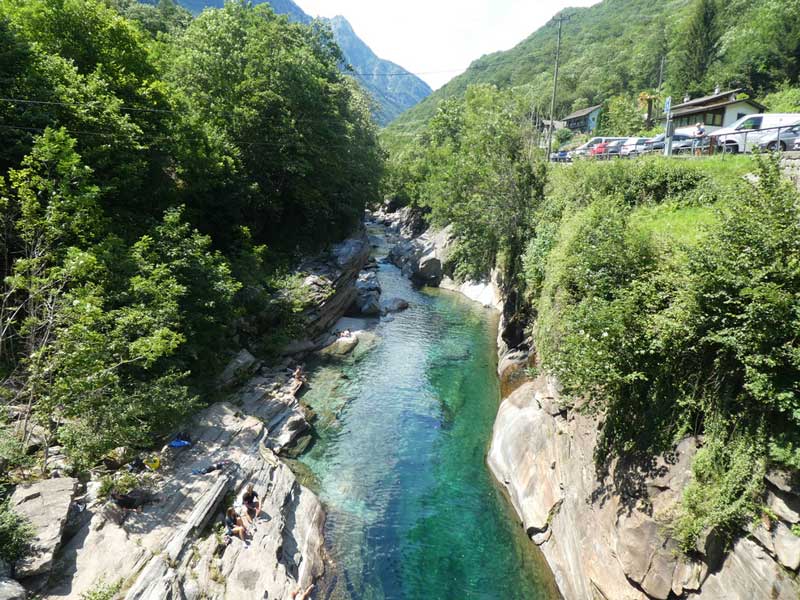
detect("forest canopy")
(0, 0), (382, 469)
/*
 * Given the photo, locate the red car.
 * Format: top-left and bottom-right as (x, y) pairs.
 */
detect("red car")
(589, 141), (610, 157)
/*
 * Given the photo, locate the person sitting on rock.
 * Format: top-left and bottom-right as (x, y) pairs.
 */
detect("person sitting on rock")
(242, 483), (262, 527)
(225, 506), (248, 544)
(293, 365), (305, 382)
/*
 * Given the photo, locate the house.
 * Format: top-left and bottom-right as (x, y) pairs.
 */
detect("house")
(666, 88), (765, 132)
(563, 104), (602, 133)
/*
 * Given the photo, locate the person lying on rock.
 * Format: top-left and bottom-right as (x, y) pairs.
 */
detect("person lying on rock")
(225, 507), (248, 544)
(242, 483), (262, 527)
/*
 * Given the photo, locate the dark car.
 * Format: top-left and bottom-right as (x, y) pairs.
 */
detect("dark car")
(644, 133), (693, 154)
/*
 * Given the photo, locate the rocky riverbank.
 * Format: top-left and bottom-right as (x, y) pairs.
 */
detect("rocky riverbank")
(377, 201), (800, 600)
(1, 233), (378, 600)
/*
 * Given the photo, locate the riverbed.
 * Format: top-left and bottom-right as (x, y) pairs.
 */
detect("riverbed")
(297, 233), (559, 600)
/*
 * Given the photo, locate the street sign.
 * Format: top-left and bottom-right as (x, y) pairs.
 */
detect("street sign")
(664, 96), (672, 115)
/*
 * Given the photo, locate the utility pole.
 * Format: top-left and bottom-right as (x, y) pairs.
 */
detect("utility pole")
(547, 14), (570, 158)
(657, 55), (666, 92)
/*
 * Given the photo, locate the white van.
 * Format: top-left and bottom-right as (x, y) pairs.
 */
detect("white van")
(714, 114), (800, 153)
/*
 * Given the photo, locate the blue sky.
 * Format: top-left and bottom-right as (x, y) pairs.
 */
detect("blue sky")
(295, 0), (601, 90)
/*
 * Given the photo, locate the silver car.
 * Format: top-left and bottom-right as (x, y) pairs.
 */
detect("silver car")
(758, 122), (800, 151)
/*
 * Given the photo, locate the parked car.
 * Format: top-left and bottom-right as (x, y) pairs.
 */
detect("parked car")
(756, 121), (800, 151)
(589, 141), (611, 157)
(569, 137), (626, 159)
(643, 133), (693, 153)
(714, 113), (800, 153)
(605, 139), (626, 158)
(620, 137), (650, 157)
(569, 137), (604, 159)
(550, 150), (572, 162)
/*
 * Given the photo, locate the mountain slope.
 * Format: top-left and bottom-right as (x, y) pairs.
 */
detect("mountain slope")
(387, 0), (689, 139)
(386, 0), (800, 142)
(327, 16), (432, 125)
(175, 0), (431, 125)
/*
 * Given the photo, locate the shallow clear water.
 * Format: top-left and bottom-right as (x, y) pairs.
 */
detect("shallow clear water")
(298, 235), (559, 600)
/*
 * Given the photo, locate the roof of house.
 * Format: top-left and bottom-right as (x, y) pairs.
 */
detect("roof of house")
(672, 88), (763, 110)
(668, 97), (766, 119)
(563, 104), (603, 121)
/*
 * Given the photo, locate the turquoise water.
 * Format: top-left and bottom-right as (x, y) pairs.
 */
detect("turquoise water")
(298, 238), (559, 600)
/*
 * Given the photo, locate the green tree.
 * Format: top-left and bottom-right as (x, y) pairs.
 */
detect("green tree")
(668, 0), (721, 95)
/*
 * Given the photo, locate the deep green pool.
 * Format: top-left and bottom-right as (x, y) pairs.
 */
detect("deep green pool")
(298, 237), (559, 600)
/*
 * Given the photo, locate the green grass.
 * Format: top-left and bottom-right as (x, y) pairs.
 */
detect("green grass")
(631, 202), (719, 247)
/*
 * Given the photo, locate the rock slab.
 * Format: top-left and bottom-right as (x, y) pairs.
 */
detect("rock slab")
(488, 377), (800, 600)
(10, 477), (77, 579)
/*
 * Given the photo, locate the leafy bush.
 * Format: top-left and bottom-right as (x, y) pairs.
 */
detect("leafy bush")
(548, 157), (717, 209)
(533, 154), (800, 548)
(672, 428), (766, 552)
(0, 500), (33, 563)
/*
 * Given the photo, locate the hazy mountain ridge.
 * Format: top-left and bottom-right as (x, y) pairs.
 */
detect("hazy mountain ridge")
(176, 0), (431, 125)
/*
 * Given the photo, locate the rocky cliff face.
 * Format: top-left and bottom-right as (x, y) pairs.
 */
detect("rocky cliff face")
(488, 377), (800, 600)
(7, 368), (325, 600)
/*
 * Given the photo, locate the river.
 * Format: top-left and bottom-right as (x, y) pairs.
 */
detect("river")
(296, 230), (559, 600)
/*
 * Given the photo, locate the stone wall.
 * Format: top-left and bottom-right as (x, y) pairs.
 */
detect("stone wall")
(781, 151), (800, 190)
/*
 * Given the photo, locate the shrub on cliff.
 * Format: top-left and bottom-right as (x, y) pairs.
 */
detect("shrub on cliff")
(535, 154), (800, 549)
(0, 499), (32, 563)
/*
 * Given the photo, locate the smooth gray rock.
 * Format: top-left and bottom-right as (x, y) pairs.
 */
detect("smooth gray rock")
(42, 372), (325, 600)
(768, 489), (800, 524)
(766, 469), (799, 495)
(691, 537), (798, 599)
(10, 477), (77, 578)
(218, 349), (259, 389)
(488, 376), (800, 600)
(0, 578), (25, 600)
(381, 297), (409, 314)
(772, 521), (800, 570)
(416, 253), (442, 283)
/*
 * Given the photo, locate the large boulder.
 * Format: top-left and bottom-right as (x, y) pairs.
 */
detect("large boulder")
(352, 271), (382, 316)
(10, 477), (77, 578)
(415, 253), (442, 284)
(0, 579), (25, 600)
(218, 349), (260, 389)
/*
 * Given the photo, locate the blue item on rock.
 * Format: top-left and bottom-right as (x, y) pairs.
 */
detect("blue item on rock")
(169, 439), (191, 448)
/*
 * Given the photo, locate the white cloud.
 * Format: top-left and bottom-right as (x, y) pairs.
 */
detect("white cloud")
(294, 0), (601, 89)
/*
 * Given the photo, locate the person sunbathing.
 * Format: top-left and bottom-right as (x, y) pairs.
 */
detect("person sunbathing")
(242, 483), (262, 527)
(225, 507), (248, 544)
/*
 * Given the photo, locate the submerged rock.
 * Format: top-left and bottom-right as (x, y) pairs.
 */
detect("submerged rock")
(381, 297), (409, 315)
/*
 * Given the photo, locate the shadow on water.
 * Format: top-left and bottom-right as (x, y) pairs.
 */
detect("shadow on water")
(296, 239), (561, 600)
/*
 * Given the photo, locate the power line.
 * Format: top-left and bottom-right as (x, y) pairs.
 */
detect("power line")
(0, 123), (372, 152)
(0, 96), (177, 115)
